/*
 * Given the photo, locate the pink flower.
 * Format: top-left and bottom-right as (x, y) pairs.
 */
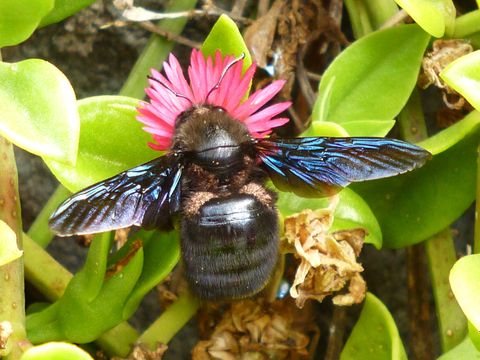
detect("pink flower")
(137, 49), (291, 151)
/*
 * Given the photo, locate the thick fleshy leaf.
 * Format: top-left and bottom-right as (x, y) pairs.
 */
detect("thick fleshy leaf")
(20, 342), (93, 360)
(441, 50), (480, 111)
(277, 188), (382, 248)
(341, 120), (396, 137)
(450, 255), (480, 332)
(301, 121), (350, 137)
(469, 321), (480, 351)
(353, 111), (480, 248)
(340, 292), (407, 359)
(438, 337), (480, 360)
(201, 14), (252, 72)
(39, 0), (97, 27)
(0, 0), (53, 47)
(0, 220), (22, 267)
(394, 0), (456, 37)
(123, 230), (180, 318)
(0, 59), (79, 165)
(44, 96), (158, 192)
(312, 24), (430, 136)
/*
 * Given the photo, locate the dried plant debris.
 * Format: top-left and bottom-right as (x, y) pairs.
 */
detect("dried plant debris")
(244, 0), (323, 96)
(111, 343), (168, 360)
(419, 39), (473, 110)
(193, 299), (317, 359)
(284, 201), (366, 308)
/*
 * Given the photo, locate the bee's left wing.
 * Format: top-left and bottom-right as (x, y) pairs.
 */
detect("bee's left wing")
(254, 137), (431, 197)
(49, 154), (183, 236)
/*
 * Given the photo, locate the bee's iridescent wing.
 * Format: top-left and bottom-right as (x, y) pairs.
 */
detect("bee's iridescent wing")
(49, 154), (183, 236)
(255, 137), (431, 197)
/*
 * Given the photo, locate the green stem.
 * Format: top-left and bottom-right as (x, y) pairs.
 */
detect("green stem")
(138, 292), (200, 349)
(23, 234), (139, 355)
(363, 0), (398, 30)
(26, 185), (70, 248)
(23, 234), (72, 301)
(344, 0), (374, 38)
(475, 145), (480, 254)
(454, 10), (480, 39)
(398, 90), (467, 352)
(425, 229), (467, 351)
(119, 0), (199, 99)
(0, 137), (27, 359)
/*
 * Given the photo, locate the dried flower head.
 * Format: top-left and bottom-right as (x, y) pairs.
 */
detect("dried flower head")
(193, 299), (314, 359)
(137, 49), (291, 150)
(284, 197), (366, 308)
(418, 39), (473, 110)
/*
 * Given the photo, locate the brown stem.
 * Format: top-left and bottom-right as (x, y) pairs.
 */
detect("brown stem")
(324, 306), (347, 360)
(406, 245), (434, 359)
(138, 21), (201, 49)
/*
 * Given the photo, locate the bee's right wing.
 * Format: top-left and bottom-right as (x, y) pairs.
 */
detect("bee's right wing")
(49, 154), (183, 236)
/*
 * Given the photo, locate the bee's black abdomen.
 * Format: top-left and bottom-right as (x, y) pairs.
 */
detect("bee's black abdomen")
(181, 194), (278, 299)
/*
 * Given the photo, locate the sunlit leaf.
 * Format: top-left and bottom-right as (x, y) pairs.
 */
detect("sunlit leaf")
(0, 59), (79, 165)
(312, 24), (430, 136)
(40, 0), (97, 27)
(20, 342), (93, 360)
(450, 255), (480, 332)
(340, 292), (407, 359)
(0, 220), (22, 267)
(439, 336), (480, 359)
(441, 50), (480, 111)
(0, 0), (53, 47)
(394, 0), (456, 37)
(44, 96), (158, 192)
(277, 188), (382, 248)
(201, 14), (252, 72)
(353, 111), (480, 248)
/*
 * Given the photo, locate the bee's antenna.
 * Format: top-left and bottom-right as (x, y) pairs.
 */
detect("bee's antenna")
(206, 53), (246, 102)
(147, 75), (194, 106)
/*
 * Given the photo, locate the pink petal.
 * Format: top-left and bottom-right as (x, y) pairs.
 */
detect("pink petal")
(223, 63), (256, 112)
(232, 80), (286, 120)
(244, 101), (292, 124)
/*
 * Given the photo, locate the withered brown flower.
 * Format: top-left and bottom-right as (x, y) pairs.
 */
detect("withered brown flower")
(193, 300), (313, 359)
(284, 196), (366, 308)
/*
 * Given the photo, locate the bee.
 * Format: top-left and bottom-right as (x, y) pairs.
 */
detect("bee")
(49, 51), (431, 300)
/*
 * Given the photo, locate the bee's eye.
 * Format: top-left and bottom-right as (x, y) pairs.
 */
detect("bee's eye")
(214, 106), (225, 113)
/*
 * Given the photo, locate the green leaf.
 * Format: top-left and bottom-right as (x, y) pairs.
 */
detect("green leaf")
(441, 50), (480, 111)
(20, 342), (93, 360)
(438, 336), (480, 360)
(341, 120), (396, 137)
(0, 220), (22, 267)
(469, 321), (480, 351)
(301, 121), (350, 137)
(0, 0), (54, 47)
(0, 59), (79, 165)
(394, 0), (456, 37)
(312, 24), (430, 137)
(277, 188), (382, 248)
(450, 254), (480, 332)
(40, 0), (97, 27)
(340, 293), (407, 359)
(44, 96), (158, 192)
(123, 231), (180, 319)
(353, 112), (480, 248)
(201, 14), (252, 72)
